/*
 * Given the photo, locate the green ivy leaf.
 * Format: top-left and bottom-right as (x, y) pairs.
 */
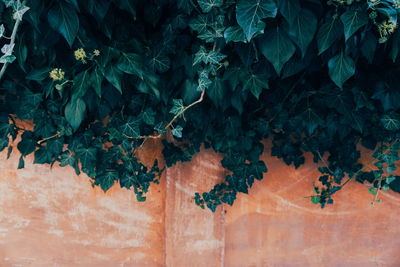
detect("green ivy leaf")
(86, 0), (110, 20)
(103, 65), (123, 94)
(340, 7), (368, 41)
(317, 16), (342, 55)
(34, 146), (52, 164)
(279, 0), (300, 25)
(391, 31), (400, 62)
(18, 156), (25, 169)
(236, 0), (278, 41)
(172, 125), (183, 138)
(259, 26), (296, 75)
(154, 122), (166, 135)
(368, 187), (377, 196)
(117, 53), (143, 78)
(76, 147), (96, 171)
(197, 75), (212, 91)
(207, 78), (227, 107)
(376, 6), (397, 25)
(249, 161), (267, 180)
(65, 97), (86, 131)
(286, 9), (317, 57)
(381, 113), (400, 131)
(72, 70), (91, 99)
(34, 119), (56, 138)
(387, 165), (397, 173)
(116, 0), (137, 18)
(48, 1), (79, 47)
(242, 73), (268, 99)
(136, 192), (147, 202)
(189, 14), (211, 33)
(178, 0), (193, 14)
(119, 116), (140, 137)
(328, 52), (355, 88)
(381, 184), (390, 192)
(1, 43), (14, 56)
(0, 122), (16, 139)
(193, 46), (227, 65)
(16, 32), (27, 72)
(0, 55), (16, 63)
(222, 191), (236, 205)
(148, 50), (170, 73)
(193, 46), (208, 66)
(90, 67), (103, 97)
(65, 0), (79, 11)
(224, 25), (246, 43)
(361, 32), (377, 63)
(0, 24), (4, 38)
(0, 138), (8, 152)
(301, 108), (323, 135)
(24, 91), (43, 107)
(13, 4), (29, 21)
(6, 145), (12, 159)
(386, 176), (396, 184)
(311, 195), (321, 204)
(17, 131), (36, 156)
(26, 67), (52, 81)
(95, 171), (118, 192)
(47, 137), (64, 155)
(170, 99), (185, 115)
(140, 108), (156, 125)
(120, 173), (138, 189)
(197, 0), (223, 13)
(59, 151), (80, 174)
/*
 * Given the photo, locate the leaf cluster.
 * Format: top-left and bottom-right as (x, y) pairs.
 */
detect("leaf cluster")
(0, 0), (400, 210)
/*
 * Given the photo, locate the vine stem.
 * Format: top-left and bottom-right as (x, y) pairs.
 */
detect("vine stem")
(342, 138), (399, 188)
(123, 133), (162, 139)
(371, 181), (381, 206)
(305, 138), (400, 199)
(165, 89), (205, 129)
(37, 131), (61, 145)
(0, 8), (23, 82)
(124, 90), (206, 140)
(212, 42), (217, 51)
(317, 151), (333, 174)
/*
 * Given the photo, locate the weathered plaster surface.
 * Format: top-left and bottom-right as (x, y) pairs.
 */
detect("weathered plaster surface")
(0, 139), (165, 266)
(165, 149), (225, 267)
(224, 145), (400, 267)
(0, 139), (400, 266)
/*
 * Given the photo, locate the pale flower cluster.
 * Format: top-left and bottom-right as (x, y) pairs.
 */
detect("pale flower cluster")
(49, 68), (65, 81)
(74, 48), (87, 63)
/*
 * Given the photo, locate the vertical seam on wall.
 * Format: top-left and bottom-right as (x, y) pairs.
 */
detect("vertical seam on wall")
(220, 204), (226, 267)
(220, 168), (227, 267)
(164, 160), (168, 267)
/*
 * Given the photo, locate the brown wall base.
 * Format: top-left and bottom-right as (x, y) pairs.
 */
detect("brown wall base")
(1, 139), (400, 266)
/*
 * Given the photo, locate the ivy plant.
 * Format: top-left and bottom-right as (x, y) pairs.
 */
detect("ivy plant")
(0, 0), (400, 211)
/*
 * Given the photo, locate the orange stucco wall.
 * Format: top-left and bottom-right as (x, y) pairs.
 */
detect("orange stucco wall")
(1, 139), (400, 266)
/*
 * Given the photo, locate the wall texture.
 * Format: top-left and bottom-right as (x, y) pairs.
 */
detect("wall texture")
(1, 139), (400, 267)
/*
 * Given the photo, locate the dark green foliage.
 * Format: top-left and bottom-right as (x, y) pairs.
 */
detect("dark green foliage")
(1, 0), (400, 211)
(47, 1), (79, 47)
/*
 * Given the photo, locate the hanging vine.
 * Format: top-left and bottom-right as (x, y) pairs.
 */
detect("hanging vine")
(0, 0), (399, 211)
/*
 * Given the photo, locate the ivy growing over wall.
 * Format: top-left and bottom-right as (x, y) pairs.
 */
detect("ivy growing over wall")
(0, 0), (400, 211)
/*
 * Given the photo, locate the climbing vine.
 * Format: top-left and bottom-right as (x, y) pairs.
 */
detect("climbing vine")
(0, 0), (400, 211)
